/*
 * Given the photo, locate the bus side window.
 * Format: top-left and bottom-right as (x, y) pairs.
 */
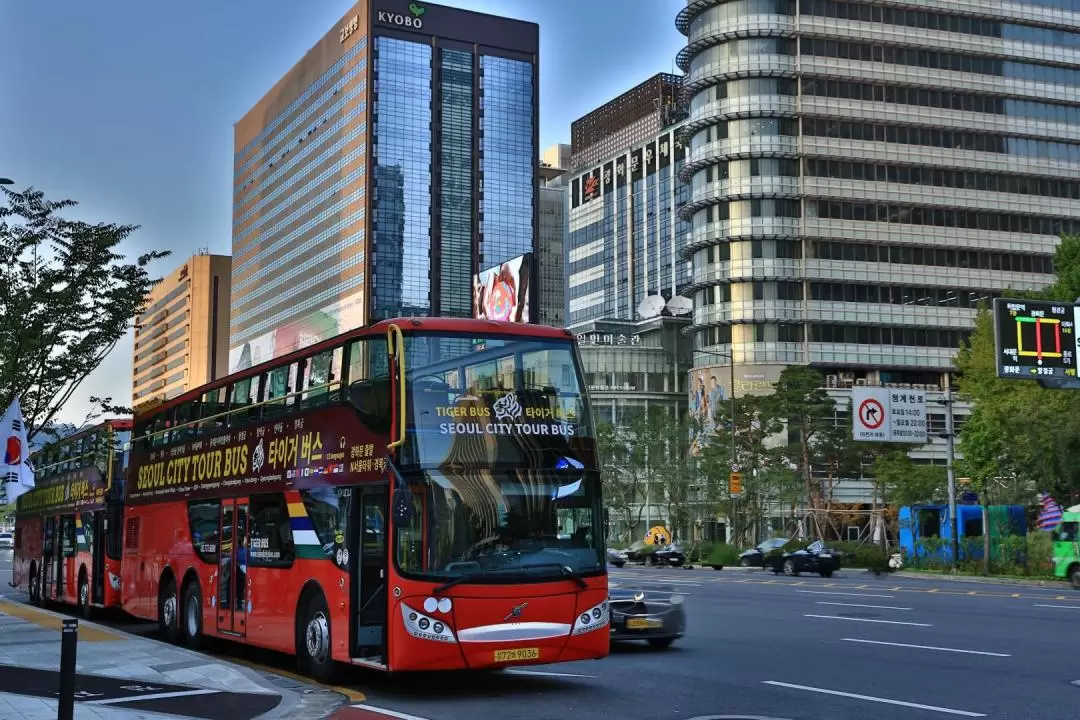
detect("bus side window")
(187, 499), (221, 563)
(61, 516), (76, 557)
(263, 366), (290, 419)
(346, 338), (391, 433)
(199, 388), (227, 435)
(105, 503), (124, 560)
(176, 400), (200, 440)
(229, 376), (260, 426)
(150, 415), (168, 448)
(248, 494), (294, 568)
(304, 350), (334, 407)
(1061, 522), (1079, 542)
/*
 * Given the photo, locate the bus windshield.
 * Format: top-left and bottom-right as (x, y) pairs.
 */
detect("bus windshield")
(394, 331), (602, 581)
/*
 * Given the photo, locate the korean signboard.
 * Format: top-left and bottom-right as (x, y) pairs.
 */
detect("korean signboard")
(575, 333), (641, 346)
(126, 406), (385, 504)
(17, 467), (106, 516)
(851, 387), (927, 443)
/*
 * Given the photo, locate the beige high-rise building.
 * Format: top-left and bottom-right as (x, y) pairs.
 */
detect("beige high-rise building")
(132, 253), (231, 410)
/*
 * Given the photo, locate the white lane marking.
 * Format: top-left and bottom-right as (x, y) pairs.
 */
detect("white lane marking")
(610, 576), (703, 585)
(795, 590), (894, 598)
(842, 638), (1010, 657)
(816, 601), (911, 610)
(85, 689), (220, 705)
(763, 681), (985, 717)
(504, 669), (597, 678)
(349, 705), (433, 720)
(1033, 603), (1080, 609)
(804, 614), (931, 627)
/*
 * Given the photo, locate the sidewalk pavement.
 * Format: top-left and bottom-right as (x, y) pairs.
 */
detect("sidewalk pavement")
(0, 598), (346, 719)
(889, 568), (1072, 589)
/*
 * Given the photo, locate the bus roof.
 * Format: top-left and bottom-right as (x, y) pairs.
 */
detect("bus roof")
(138, 318), (575, 421)
(30, 417), (132, 452)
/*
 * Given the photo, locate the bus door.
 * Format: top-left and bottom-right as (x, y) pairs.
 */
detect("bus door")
(353, 484), (388, 658)
(41, 517), (56, 600)
(216, 498), (249, 636)
(88, 511), (106, 605)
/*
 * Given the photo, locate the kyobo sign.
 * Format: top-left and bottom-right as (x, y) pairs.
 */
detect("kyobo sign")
(377, 3), (426, 30)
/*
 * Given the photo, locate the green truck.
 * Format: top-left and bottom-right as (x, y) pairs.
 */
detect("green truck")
(1052, 505), (1080, 589)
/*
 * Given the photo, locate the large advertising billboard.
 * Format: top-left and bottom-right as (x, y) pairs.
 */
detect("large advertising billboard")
(473, 253), (532, 324)
(228, 290), (366, 373)
(688, 364), (787, 455)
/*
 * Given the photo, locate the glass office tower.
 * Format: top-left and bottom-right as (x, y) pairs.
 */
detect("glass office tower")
(674, 0), (1078, 392)
(230, 1), (539, 370)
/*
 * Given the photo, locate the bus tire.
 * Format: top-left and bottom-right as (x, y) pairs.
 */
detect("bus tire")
(78, 569), (93, 620)
(298, 592), (335, 682)
(1069, 564), (1080, 590)
(159, 576), (181, 644)
(29, 564), (41, 606)
(181, 581), (203, 650)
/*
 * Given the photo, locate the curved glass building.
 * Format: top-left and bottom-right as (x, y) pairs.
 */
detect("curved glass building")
(676, 0), (1078, 395)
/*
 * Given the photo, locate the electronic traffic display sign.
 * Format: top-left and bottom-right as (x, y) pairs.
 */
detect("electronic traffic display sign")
(993, 297), (1079, 380)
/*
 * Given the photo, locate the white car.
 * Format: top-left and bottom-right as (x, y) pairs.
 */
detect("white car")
(0, 532), (13, 549)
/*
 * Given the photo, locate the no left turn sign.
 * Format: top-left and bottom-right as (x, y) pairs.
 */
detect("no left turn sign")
(858, 398), (884, 430)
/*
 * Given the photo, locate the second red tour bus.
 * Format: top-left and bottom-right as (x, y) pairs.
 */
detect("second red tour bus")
(121, 318), (609, 678)
(11, 419), (130, 616)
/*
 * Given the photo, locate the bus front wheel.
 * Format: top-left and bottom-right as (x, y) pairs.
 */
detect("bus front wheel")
(181, 581), (204, 650)
(1070, 564), (1080, 590)
(299, 593), (335, 682)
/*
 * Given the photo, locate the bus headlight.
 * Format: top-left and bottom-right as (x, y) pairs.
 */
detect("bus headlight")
(572, 600), (609, 635)
(401, 603), (457, 643)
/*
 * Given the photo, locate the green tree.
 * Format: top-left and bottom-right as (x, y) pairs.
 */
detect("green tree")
(0, 186), (168, 437)
(768, 366), (836, 537)
(701, 393), (790, 544)
(870, 450), (948, 507)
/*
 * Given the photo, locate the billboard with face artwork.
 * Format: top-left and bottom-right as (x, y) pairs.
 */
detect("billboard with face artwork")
(473, 253), (532, 324)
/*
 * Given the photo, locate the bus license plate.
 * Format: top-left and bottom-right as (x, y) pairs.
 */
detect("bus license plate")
(494, 647), (540, 662)
(627, 617), (663, 629)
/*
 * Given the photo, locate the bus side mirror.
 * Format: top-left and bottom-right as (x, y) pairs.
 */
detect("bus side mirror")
(393, 489), (413, 524)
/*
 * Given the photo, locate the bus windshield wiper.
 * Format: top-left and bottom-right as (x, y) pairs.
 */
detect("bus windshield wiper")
(523, 563), (588, 589)
(433, 573), (478, 594)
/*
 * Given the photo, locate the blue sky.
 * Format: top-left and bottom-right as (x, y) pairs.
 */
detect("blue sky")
(0, 0), (685, 423)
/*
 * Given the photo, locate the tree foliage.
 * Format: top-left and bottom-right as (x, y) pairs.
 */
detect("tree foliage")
(955, 234), (1080, 504)
(871, 450), (948, 507)
(0, 187), (168, 438)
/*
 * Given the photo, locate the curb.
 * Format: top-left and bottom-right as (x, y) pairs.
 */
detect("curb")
(884, 570), (1069, 590)
(0, 596), (313, 718)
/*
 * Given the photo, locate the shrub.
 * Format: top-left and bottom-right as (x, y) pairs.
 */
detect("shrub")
(705, 544), (741, 568)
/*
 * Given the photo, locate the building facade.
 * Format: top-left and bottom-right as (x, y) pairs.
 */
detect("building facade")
(538, 144), (570, 328)
(567, 121), (694, 325)
(574, 317), (693, 425)
(230, 1), (539, 371)
(133, 254), (231, 409)
(676, 0), (1074, 395)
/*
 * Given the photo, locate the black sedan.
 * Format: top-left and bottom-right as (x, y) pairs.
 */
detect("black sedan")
(629, 542), (686, 567)
(763, 540), (840, 577)
(737, 537), (789, 567)
(608, 584), (685, 649)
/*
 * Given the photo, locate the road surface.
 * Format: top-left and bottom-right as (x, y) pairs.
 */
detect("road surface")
(7, 551), (1080, 719)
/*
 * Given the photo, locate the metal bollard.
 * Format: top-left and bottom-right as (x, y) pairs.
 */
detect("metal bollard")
(57, 618), (78, 720)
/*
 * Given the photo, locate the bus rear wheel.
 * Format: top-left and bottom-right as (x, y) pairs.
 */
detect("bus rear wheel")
(298, 593), (335, 682)
(78, 574), (92, 619)
(159, 577), (181, 644)
(181, 581), (203, 650)
(29, 566), (41, 606)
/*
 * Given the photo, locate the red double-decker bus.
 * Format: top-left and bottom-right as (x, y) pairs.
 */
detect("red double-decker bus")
(11, 419), (131, 616)
(122, 318), (608, 678)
